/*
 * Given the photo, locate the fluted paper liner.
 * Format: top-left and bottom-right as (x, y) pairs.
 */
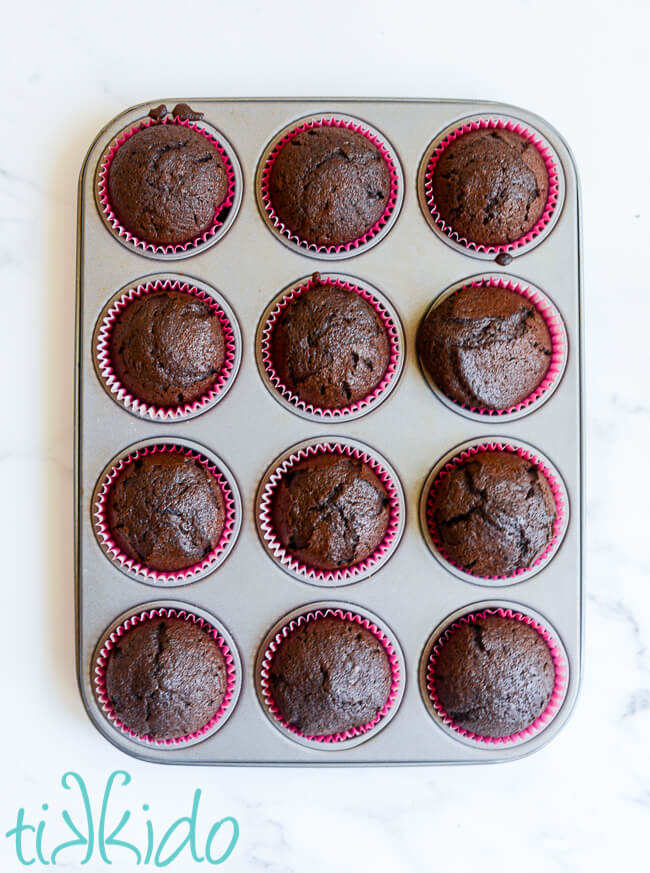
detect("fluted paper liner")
(94, 607), (237, 746)
(258, 441), (404, 584)
(97, 116), (236, 255)
(259, 116), (401, 255)
(95, 278), (238, 420)
(259, 275), (402, 419)
(93, 443), (238, 583)
(423, 117), (561, 254)
(424, 442), (567, 580)
(259, 607), (401, 744)
(425, 607), (567, 744)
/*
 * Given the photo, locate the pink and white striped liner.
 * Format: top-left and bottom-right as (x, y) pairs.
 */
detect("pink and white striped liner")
(426, 276), (566, 417)
(93, 443), (237, 584)
(258, 442), (404, 584)
(423, 117), (561, 254)
(97, 116), (236, 255)
(425, 442), (567, 580)
(95, 278), (237, 420)
(259, 607), (401, 744)
(259, 116), (401, 255)
(425, 607), (567, 745)
(94, 607), (238, 746)
(259, 275), (402, 418)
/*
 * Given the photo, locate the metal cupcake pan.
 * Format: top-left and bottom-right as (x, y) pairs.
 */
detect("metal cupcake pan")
(76, 97), (582, 765)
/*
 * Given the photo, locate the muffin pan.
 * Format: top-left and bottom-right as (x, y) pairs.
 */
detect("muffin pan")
(75, 98), (582, 764)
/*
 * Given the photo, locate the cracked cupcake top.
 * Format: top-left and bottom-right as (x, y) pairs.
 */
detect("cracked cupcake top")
(430, 450), (556, 577)
(107, 123), (228, 246)
(431, 128), (549, 246)
(105, 617), (227, 740)
(270, 280), (390, 409)
(271, 453), (391, 571)
(268, 616), (392, 736)
(109, 290), (226, 408)
(431, 614), (555, 737)
(107, 452), (225, 572)
(268, 126), (391, 246)
(417, 285), (552, 409)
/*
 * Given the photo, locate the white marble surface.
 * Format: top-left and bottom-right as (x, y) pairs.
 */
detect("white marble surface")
(1, 0), (649, 870)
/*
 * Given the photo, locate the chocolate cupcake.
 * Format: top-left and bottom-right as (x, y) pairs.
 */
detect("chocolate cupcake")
(430, 127), (549, 247)
(271, 453), (391, 572)
(103, 615), (228, 740)
(107, 123), (229, 246)
(418, 284), (552, 410)
(429, 450), (556, 577)
(106, 451), (225, 572)
(109, 289), (226, 408)
(267, 125), (392, 246)
(269, 277), (391, 409)
(429, 613), (556, 738)
(267, 615), (393, 736)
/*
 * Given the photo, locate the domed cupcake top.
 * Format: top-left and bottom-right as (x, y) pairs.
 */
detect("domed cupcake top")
(418, 284), (552, 410)
(109, 289), (226, 408)
(267, 125), (392, 246)
(271, 452), (391, 572)
(269, 278), (390, 409)
(104, 616), (228, 740)
(430, 127), (549, 247)
(429, 613), (556, 738)
(107, 123), (229, 246)
(106, 451), (225, 572)
(429, 449), (556, 577)
(268, 615), (393, 736)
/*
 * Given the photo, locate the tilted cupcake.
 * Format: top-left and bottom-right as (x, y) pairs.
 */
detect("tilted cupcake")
(269, 276), (391, 409)
(267, 124), (392, 247)
(430, 127), (549, 247)
(429, 449), (556, 577)
(418, 284), (552, 411)
(426, 611), (563, 741)
(106, 451), (225, 572)
(271, 452), (391, 572)
(101, 614), (229, 741)
(108, 288), (226, 408)
(107, 122), (229, 247)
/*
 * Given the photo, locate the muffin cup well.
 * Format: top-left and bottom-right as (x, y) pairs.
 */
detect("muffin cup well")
(93, 603), (240, 748)
(256, 114), (404, 259)
(256, 603), (404, 749)
(95, 114), (241, 259)
(93, 275), (241, 422)
(418, 273), (568, 422)
(256, 273), (404, 422)
(420, 603), (568, 746)
(256, 438), (406, 586)
(418, 115), (564, 259)
(92, 439), (241, 586)
(420, 438), (569, 584)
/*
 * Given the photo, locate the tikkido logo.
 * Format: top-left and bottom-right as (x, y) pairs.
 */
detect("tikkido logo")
(5, 771), (239, 867)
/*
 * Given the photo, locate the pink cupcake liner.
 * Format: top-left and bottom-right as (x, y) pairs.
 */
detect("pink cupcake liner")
(422, 275), (567, 417)
(425, 442), (567, 580)
(258, 441), (404, 584)
(259, 274), (402, 419)
(93, 443), (237, 584)
(259, 607), (401, 743)
(423, 117), (561, 254)
(97, 116), (237, 255)
(425, 607), (568, 745)
(259, 116), (401, 255)
(94, 607), (237, 746)
(95, 278), (238, 420)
